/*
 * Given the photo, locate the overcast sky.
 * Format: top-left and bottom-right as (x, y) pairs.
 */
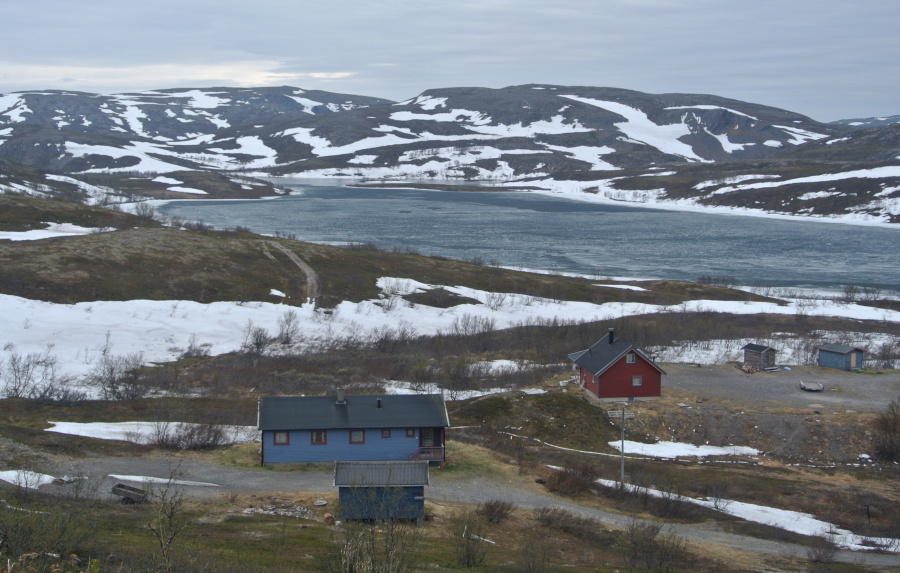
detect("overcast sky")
(1, 0), (897, 122)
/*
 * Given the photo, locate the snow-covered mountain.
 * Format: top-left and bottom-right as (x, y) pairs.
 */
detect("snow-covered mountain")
(206, 85), (846, 180)
(1, 84), (899, 223)
(831, 114), (900, 128)
(0, 84), (841, 177)
(0, 86), (390, 141)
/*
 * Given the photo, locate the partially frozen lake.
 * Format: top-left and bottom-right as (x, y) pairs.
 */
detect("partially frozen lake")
(157, 182), (900, 291)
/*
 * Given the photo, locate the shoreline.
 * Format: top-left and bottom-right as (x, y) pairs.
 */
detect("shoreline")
(250, 175), (900, 229)
(350, 179), (899, 229)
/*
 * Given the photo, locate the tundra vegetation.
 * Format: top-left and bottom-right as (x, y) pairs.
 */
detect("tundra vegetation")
(0, 195), (898, 571)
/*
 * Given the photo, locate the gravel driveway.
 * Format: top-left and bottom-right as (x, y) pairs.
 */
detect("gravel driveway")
(663, 363), (900, 411)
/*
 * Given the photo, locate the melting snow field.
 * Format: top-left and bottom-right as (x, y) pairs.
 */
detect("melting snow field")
(45, 421), (258, 444)
(609, 440), (760, 458)
(1, 276), (898, 391)
(0, 470), (57, 488)
(593, 478), (899, 553)
(0, 222), (103, 241)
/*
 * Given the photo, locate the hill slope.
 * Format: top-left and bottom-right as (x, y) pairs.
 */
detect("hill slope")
(2, 84), (899, 222)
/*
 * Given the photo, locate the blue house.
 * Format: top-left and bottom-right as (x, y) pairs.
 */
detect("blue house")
(817, 344), (866, 371)
(334, 460), (429, 521)
(257, 390), (450, 465)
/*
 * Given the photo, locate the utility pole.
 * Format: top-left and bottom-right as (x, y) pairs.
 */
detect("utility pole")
(607, 400), (635, 486)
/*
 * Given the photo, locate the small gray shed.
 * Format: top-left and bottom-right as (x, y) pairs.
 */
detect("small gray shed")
(741, 343), (777, 370)
(817, 344), (865, 371)
(334, 461), (429, 521)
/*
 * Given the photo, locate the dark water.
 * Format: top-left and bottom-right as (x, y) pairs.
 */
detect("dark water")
(157, 182), (900, 291)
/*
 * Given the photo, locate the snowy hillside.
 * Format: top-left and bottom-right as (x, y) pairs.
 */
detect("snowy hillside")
(0, 84), (839, 178)
(2, 83), (899, 222)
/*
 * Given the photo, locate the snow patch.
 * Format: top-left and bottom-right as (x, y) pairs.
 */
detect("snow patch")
(561, 95), (706, 162)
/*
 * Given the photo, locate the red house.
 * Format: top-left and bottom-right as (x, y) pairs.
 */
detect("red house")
(568, 329), (665, 400)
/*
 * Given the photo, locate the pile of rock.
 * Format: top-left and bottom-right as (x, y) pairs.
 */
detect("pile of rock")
(242, 501), (317, 519)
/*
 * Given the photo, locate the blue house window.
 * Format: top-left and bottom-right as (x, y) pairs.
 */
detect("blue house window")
(274, 431), (289, 446)
(381, 429), (391, 438)
(350, 430), (365, 444)
(406, 429), (416, 438)
(311, 430), (327, 445)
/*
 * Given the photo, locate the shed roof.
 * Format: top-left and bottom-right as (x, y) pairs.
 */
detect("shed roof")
(258, 393), (450, 431)
(741, 343), (776, 352)
(569, 331), (666, 376)
(817, 344), (866, 355)
(334, 461), (430, 487)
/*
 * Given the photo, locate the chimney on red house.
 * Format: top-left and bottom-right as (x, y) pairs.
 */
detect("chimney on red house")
(608, 328), (614, 344)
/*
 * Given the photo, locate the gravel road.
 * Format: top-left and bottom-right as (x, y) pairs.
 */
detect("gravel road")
(44, 454), (899, 569)
(29, 363), (900, 568)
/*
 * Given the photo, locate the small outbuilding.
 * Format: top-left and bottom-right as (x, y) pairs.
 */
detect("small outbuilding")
(817, 344), (865, 371)
(741, 343), (777, 370)
(334, 460), (429, 521)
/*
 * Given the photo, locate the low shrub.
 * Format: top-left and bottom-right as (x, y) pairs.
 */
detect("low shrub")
(476, 499), (516, 524)
(533, 506), (616, 545)
(615, 520), (687, 573)
(544, 462), (599, 496)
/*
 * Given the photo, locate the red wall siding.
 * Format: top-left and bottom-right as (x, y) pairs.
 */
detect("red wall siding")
(594, 356), (661, 399)
(579, 366), (598, 394)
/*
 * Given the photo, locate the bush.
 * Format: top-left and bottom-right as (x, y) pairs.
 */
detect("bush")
(806, 534), (838, 564)
(147, 421), (230, 450)
(0, 502), (94, 559)
(615, 520), (687, 573)
(873, 397), (900, 462)
(544, 463), (599, 496)
(476, 499), (516, 524)
(533, 506), (614, 544)
(448, 510), (491, 568)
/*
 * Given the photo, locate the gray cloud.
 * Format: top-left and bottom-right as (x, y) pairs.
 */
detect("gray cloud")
(1, 0), (897, 121)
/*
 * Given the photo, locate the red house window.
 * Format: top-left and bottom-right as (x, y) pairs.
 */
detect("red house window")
(406, 429), (416, 438)
(350, 430), (365, 444)
(311, 430), (327, 445)
(632, 375), (643, 387)
(626, 353), (636, 364)
(381, 429), (391, 438)
(274, 431), (289, 446)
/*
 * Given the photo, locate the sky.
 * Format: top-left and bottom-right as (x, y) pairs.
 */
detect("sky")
(0, 1), (897, 122)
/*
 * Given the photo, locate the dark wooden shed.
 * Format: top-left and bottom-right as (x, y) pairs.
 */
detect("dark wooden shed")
(334, 461), (429, 521)
(741, 343), (777, 370)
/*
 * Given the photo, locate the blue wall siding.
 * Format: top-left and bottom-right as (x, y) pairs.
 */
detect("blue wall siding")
(263, 428), (421, 463)
(818, 350), (864, 371)
(339, 486), (425, 520)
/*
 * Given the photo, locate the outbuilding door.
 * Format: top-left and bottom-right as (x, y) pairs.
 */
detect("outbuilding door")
(850, 353), (857, 368)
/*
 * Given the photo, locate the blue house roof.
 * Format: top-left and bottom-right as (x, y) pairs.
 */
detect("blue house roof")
(258, 393), (450, 431)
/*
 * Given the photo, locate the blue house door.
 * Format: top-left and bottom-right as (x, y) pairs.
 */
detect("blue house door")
(421, 428), (434, 447)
